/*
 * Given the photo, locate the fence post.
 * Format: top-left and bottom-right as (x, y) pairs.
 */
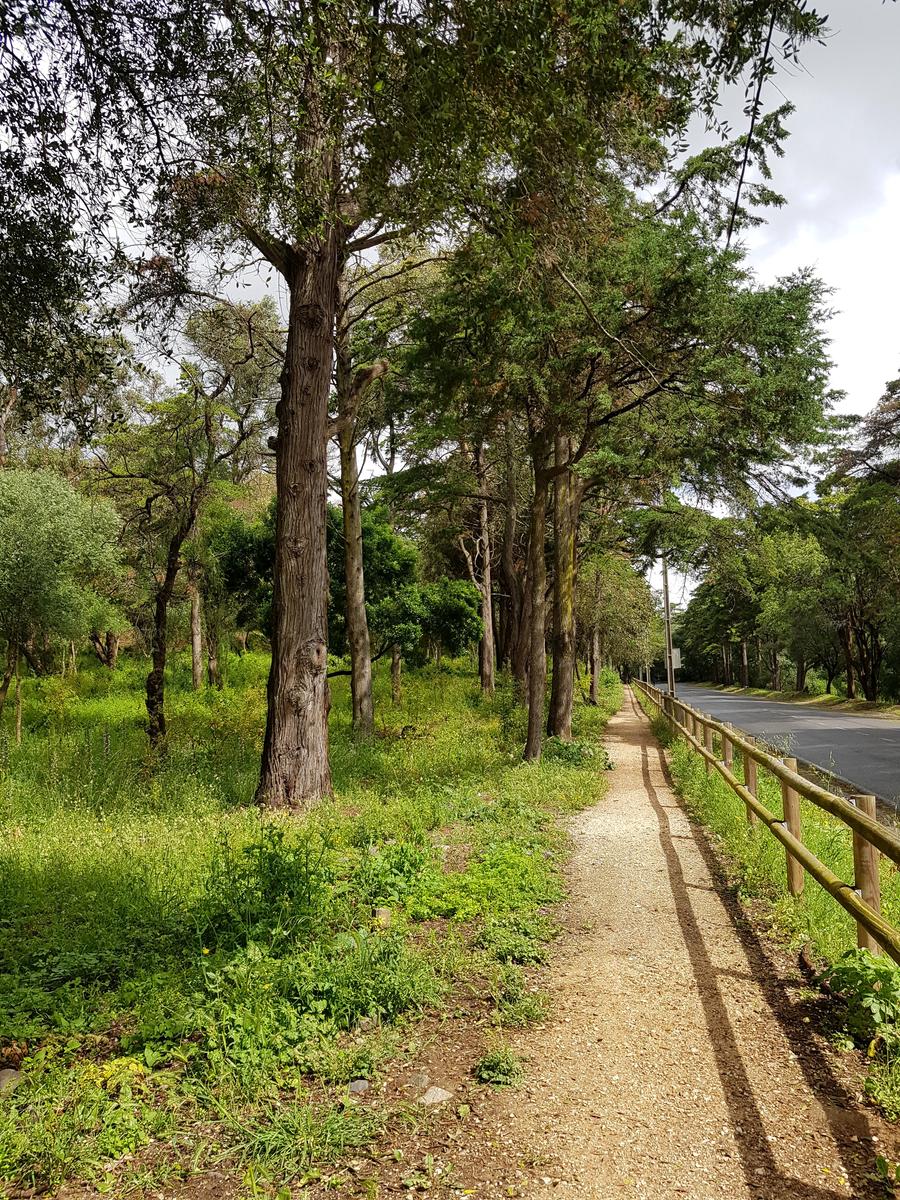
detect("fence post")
(723, 723), (734, 773)
(852, 794), (882, 955)
(703, 721), (713, 773)
(743, 736), (759, 828)
(781, 756), (804, 897)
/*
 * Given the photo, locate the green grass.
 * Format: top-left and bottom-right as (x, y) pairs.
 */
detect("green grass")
(0, 655), (622, 1195)
(637, 688), (900, 1119)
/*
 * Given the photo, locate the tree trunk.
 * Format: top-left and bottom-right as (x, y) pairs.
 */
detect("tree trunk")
(795, 657), (807, 693)
(391, 644), (402, 705)
(0, 386), (16, 469)
(146, 531), (185, 747)
(256, 234), (340, 808)
(206, 607), (222, 689)
(334, 298), (387, 739)
(547, 441), (577, 740)
(840, 622), (856, 699)
(0, 642), (15, 717)
(474, 444), (495, 697)
(339, 428), (374, 736)
(524, 438), (550, 762)
(207, 644), (222, 689)
(740, 639), (749, 688)
(768, 646), (781, 692)
(511, 573), (532, 693)
(90, 630), (119, 668)
(14, 652), (22, 746)
(189, 578), (203, 691)
(500, 421), (525, 682)
(589, 627), (600, 705)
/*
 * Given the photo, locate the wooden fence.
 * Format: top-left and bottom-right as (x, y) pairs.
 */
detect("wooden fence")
(633, 680), (900, 964)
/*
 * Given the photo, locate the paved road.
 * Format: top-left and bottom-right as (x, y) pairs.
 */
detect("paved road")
(668, 683), (900, 805)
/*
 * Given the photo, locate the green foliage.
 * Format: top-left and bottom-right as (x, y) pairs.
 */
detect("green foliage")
(473, 1045), (524, 1087)
(491, 966), (548, 1027)
(197, 826), (338, 952)
(476, 913), (556, 965)
(0, 468), (120, 656)
(327, 505), (418, 655)
(418, 578), (482, 660)
(544, 737), (612, 769)
(0, 659), (621, 1193)
(819, 952), (900, 1051)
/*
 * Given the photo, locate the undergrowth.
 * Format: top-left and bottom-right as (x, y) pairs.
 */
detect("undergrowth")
(0, 656), (622, 1196)
(636, 687), (900, 1121)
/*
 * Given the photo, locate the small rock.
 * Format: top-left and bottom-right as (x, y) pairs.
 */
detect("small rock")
(348, 1079), (370, 1095)
(374, 907), (392, 929)
(408, 1070), (430, 1091)
(419, 1086), (453, 1105)
(0, 1070), (20, 1093)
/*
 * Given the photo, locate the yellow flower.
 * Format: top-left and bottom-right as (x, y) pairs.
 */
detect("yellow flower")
(202, 948), (210, 955)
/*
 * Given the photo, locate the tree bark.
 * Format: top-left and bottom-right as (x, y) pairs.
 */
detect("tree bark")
(547, 441), (577, 740)
(146, 530), (186, 747)
(499, 423), (524, 679)
(769, 648), (781, 692)
(840, 622), (856, 699)
(334, 298), (388, 738)
(391, 644), (402, 705)
(0, 386), (16, 469)
(189, 577), (203, 691)
(338, 429), (374, 736)
(0, 642), (15, 716)
(106, 632), (119, 670)
(257, 237), (340, 807)
(475, 445), (495, 697)
(14, 652), (22, 745)
(740, 639), (750, 688)
(524, 437), (550, 762)
(795, 657), (807, 693)
(589, 627), (600, 705)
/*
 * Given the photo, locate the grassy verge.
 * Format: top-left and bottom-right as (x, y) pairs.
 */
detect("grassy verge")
(698, 681), (900, 721)
(636, 687), (900, 1120)
(0, 657), (622, 1197)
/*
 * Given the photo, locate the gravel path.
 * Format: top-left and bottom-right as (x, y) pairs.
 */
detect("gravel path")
(500, 689), (892, 1199)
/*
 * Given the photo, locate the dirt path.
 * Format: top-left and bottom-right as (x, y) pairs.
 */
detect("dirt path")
(492, 689), (893, 1199)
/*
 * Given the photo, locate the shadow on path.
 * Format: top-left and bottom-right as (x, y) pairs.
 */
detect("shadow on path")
(635, 690), (878, 1199)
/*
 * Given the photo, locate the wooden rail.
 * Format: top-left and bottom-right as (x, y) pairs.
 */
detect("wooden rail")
(634, 680), (900, 964)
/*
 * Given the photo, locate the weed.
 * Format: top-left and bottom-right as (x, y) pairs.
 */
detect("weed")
(0, 656), (621, 1193)
(491, 965), (548, 1027)
(476, 912), (556, 965)
(473, 1045), (524, 1086)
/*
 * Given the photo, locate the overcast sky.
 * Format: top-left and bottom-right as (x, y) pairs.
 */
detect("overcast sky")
(739, 0), (900, 414)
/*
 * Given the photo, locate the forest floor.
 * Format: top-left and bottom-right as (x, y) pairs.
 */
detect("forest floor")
(304, 689), (900, 1200)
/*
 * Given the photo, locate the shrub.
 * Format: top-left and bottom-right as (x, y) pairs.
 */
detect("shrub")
(473, 1045), (524, 1086)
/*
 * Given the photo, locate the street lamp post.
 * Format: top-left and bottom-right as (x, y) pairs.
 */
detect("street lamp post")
(662, 553), (676, 697)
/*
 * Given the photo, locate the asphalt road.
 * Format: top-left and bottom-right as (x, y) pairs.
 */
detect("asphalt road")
(668, 683), (900, 805)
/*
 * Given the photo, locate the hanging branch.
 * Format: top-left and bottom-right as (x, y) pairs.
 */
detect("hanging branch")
(725, 10), (777, 249)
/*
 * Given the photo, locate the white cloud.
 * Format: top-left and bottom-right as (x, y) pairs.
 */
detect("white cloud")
(747, 173), (900, 414)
